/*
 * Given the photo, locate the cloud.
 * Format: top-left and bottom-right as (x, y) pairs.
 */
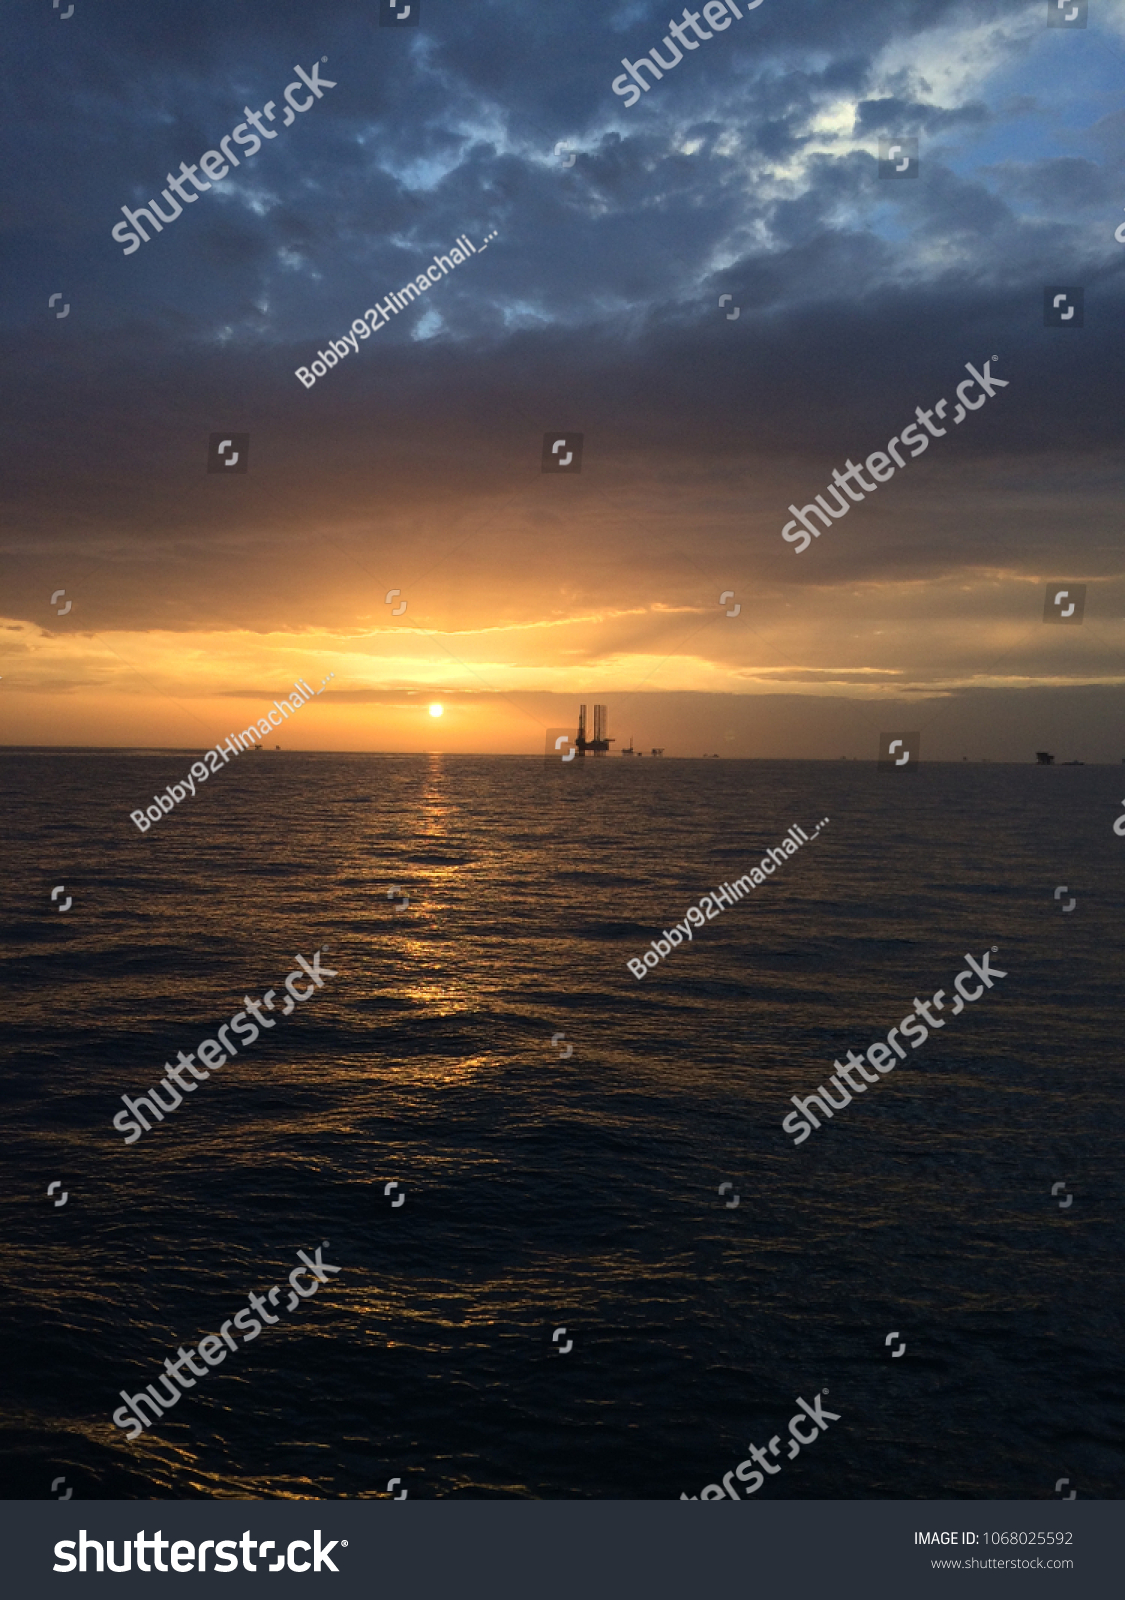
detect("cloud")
(852, 95), (992, 135)
(5, 0), (1124, 750)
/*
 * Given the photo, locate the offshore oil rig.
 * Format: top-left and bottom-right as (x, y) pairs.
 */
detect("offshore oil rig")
(574, 704), (614, 756)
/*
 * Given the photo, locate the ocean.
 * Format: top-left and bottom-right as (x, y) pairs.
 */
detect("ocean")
(1, 751), (1122, 1500)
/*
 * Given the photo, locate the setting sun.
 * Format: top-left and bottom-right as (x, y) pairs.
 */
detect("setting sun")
(428, 703), (444, 717)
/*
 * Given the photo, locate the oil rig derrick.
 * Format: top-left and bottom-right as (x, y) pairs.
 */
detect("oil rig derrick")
(575, 703), (614, 756)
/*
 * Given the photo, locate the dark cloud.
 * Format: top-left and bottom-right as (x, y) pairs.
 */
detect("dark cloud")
(985, 156), (1115, 210)
(853, 95), (991, 135)
(3, 0), (1124, 741)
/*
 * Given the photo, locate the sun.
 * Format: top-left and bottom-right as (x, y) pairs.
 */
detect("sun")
(428, 703), (444, 717)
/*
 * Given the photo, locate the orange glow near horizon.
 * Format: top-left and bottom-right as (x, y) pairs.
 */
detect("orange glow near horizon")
(3, 572), (1124, 756)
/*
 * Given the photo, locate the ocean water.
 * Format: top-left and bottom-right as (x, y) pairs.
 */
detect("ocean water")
(1, 751), (1122, 1501)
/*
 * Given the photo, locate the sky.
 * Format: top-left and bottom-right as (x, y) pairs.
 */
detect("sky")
(3, 0), (1125, 759)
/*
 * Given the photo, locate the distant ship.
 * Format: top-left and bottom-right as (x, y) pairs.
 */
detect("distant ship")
(621, 737), (636, 756)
